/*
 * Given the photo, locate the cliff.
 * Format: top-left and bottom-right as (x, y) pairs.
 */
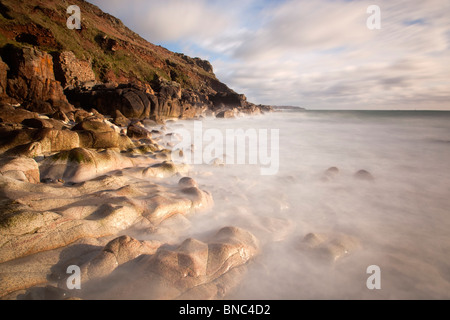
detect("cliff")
(0, 0), (268, 122)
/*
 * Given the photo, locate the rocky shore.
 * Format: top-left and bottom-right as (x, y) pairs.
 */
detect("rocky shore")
(0, 0), (276, 300)
(0, 99), (261, 299)
(0, 54), (263, 298)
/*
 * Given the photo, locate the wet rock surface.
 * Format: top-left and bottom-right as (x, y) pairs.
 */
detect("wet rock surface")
(0, 0), (276, 300)
(0, 168), (219, 298)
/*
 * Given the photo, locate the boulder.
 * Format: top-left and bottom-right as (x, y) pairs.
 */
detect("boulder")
(299, 232), (361, 263)
(3, 141), (43, 158)
(112, 109), (130, 127)
(72, 119), (133, 150)
(50, 110), (69, 123)
(65, 85), (154, 120)
(216, 109), (236, 119)
(0, 156), (40, 183)
(72, 119), (114, 133)
(39, 148), (143, 183)
(35, 128), (80, 153)
(71, 109), (92, 123)
(0, 126), (37, 154)
(0, 104), (39, 123)
(23, 100), (53, 114)
(142, 161), (189, 179)
(354, 169), (375, 181)
(21, 118), (65, 130)
(178, 177), (198, 188)
(77, 130), (117, 150)
(120, 88), (152, 119)
(81, 227), (259, 299)
(127, 123), (152, 140)
(47, 99), (74, 114)
(321, 166), (340, 182)
(0, 126), (134, 156)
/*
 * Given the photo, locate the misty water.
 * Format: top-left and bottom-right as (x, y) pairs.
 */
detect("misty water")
(155, 110), (450, 299)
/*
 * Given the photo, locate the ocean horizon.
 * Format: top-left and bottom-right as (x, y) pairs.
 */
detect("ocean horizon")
(163, 110), (450, 299)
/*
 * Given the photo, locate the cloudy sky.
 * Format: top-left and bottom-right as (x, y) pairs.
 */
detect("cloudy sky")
(88, 0), (450, 110)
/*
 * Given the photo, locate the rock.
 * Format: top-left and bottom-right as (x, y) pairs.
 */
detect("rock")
(1, 45), (68, 104)
(178, 177), (198, 188)
(321, 167), (340, 182)
(354, 169), (375, 181)
(128, 143), (161, 155)
(3, 141), (43, 158)
(209, 157), (225, 166)
(142, 119), (158, 128)
(142, 161), (188, 179)
(0, 126), (132, 156)
(74, 236), (162, 283)
(50, 110), (69, 123)
(82, 227), (258, 299)
(0, 57), (9, 97)
(96, 35), (120, 53)
(0, 168), (214, 267)
(0, 126), (36, 154)
(72, 119), (114, 133)
(0, 235), (104, 299)
(302, 233), (328, 248)
(216, 109), (236, 119)
(0, 156), (40, 183)
(19, 285), (70, 300)
(117, 134), (136, 151)
(210, 92), (246, 111)
(1, 123), (135, 156)
(177, 53), (215, 74)
(72, 109), (91, 123)
(89, 108), (105, 120)
(77, 130), (118, 150)
(120, 88), (152, 119)
(21, 118), (65, 130)
(23, 100), (53, 114)
(127, 123), (152, 140)
(112, 109), (130, 127)
(150, 79), (192, 121)
(65, 85), (154, 120)
(51, 51), (96, 88)
(35, 128), (80, 153)
(39, 148), (153, 183)
(73, 119), (132, 150)
(47, 99), (74, 114)
(325, 167), (339, 176)
(240, 104), (262, 116)
(0, 104), (39, 123)
(299, 232), (361, 263)
(0, 199), (140, 265)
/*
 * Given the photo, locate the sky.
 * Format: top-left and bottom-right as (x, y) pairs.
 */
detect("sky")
(88, 0), (450, 110)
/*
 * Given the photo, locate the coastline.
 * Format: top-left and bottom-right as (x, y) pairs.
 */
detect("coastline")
(0, 0), (449, 302)
(1, 110), (450, 300)
(0, 111), (267, 300)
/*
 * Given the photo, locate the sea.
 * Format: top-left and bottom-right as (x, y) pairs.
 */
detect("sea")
(158, 110), (450, 299)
